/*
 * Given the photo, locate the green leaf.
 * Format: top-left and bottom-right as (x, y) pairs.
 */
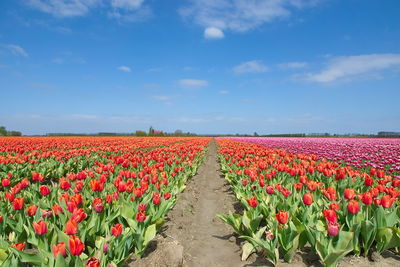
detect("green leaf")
(241, 241), (256, 261)
(143, 224), (156, 247)
(55, 254), (67, 267)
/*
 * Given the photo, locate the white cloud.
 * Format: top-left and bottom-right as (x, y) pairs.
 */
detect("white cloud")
(111, 0), (144, 9)
(180, 0), (319, 34)
(179, 79), (208, 88)
(117, 66), (131, 72)
(26, 0), (100, 17)
(2, 44), (29, 57)
(204, 27), (224, 39)
(306, 54), (400, 83)
(233, 60), (268, 73)
(219, 90), (229, 94)
(26, 0), (150, 21)
(279, 61), (307, 69)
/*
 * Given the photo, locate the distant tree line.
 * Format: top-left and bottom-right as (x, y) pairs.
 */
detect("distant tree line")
(0, 126), (22, 136)
(46, 127), (197, 137)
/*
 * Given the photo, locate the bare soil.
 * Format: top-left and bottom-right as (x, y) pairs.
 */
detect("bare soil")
(129, 139), (400, 267)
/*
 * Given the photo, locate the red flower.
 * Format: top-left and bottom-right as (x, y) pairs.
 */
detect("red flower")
(0, 215), (3, 223)
(266, 185), (274, 194)
(69, 236), (85, 256)
(92, 198), (103, 213)
(59, 178), (71, 191)
(323, 209), (337, 223)
(136, 211), (146, 222)
(344, 188), (356, 200)
(111, 223), (123, 237)
(329, 203), (340, 210)
(12, 198), (24, 210)
(247, 196), (258, 208)
(65, 219), (78, 235)
(86, 257), (100, 267)
(381, 195), (395, 208)
(163, 192), (171, 200)
(33, 220), (48, 235)
(52, 242), (66, 258)
(138, 203), (146, 212)
(364, 175), (374, 186)
(52, 204), (64, 215)
(361, 192), (373, 205)
(39, 185), (51, 196)
(153, 193), (161, 205)
(12, 242), (26, 251)
(347, 200), (360, 214)
(71, 208), (86, 222)
(276, 210), (289, 224)
(327, 222), (340, 237)
(27, 205), (38, 216)
(303, 193), (313, 205)
(1, 178), (10, 187)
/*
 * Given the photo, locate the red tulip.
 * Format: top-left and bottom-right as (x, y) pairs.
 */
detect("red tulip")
(136, 211), (146, 222)
(152, 193), (161, 205)
(163, 192), (171, 200)
(69, 236), (85, 256)
(12, 242), (26, 251)
(27, 205), (38, 216)
(381, 195), (394, 208)
(323, 209), (337, 223)
(40, 185), (51, 196)
(52, 204), (64, 215)
(303, 193), (313, 205)
(1, 178), (10, 187)
(138, 203), (146, 212)
(266, 185), (274, 194)
(327, 222), (340, 237)
(52, 242), (66, 258)
(329, 202), (340, 210)
(0, 215), (3, 223)
(361, 192), (373, 205)
(92, 198), (103, 213)
(344, 188), (356, 200)
(71, 208), (86, 222)
(33, 220), (48, 235)
(111, 223), (123, 237)
(247, 196), (258, 208)
(347, 200), (360, 214)
(65, 219), (78, 235)
(276, 210), (289, 224)
(12, 198), (24, 210)
(86, 257), (100, 267)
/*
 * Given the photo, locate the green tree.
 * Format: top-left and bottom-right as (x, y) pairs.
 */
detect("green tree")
(0, 126), (7, 136)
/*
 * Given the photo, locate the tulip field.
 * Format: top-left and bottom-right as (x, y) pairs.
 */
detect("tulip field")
(217, 138), (400, 267)
(0, 136), (400, 267)
(0, 137), (210, 266)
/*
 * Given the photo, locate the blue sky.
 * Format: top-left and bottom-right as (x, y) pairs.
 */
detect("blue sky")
(0, 0), (400, 135)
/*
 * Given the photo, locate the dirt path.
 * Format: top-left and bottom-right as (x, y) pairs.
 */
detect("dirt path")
(129, 139), (400, 267)
(164, 138), (250, 267)
(130, 138), (266, 267)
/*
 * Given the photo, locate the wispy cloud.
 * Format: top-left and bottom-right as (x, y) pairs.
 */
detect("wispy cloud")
(305, 54), (400, 83)
(278, 61), (307, 69)
(26, 0), (151, 21)
(180, 0), (320, 37)
(2, 44), (29, 57)
(117, 65), (131, 72)
(179, 79), (208, 88)
(219, 90), (229, 94)
(233, 60), (268, 74)
(26, 0), (100, 17)
(204, 27), (224, 39)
